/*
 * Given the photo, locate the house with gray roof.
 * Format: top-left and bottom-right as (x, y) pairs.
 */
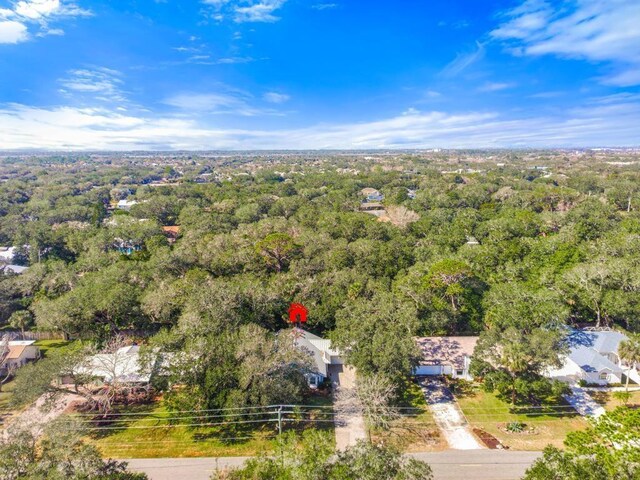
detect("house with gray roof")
(292, 329), (343, 388)
(547, 329), (637, 385)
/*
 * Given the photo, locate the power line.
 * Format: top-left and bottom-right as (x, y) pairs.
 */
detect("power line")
(71, 404), (321, 417)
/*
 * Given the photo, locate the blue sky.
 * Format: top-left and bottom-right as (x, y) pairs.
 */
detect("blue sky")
(0, 0), (639, 150)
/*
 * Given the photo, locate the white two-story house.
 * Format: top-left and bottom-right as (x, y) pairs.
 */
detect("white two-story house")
(547, 329), (639, 386)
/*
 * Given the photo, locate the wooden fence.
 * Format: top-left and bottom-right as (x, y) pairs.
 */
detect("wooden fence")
(2, 330), (66, 341)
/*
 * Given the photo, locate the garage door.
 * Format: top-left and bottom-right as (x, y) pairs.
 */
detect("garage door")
(415, 365), (443, 375)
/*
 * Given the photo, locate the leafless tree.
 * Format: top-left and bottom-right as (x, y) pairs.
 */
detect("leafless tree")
(88, 335), (151, 415)
(355, 374), (400, 431)
(383, 205), (420, 228)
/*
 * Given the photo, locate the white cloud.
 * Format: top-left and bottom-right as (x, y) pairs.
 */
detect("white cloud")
(202, 0), (287, 23)
(491, 0), (640, 86)
(234, 1), (285, 23)
(311, 3), (337, 10)
(0, 0), (90, 43)
(2, 95), (640, 150)
(263, 92), (290, 103)
(441, 41), (485, 77)
(14, 0), (61, 20)
(478, 82), (516, 92)
(0, 20), (28, 43)
(59, 68), (127, 103)
(37, 27), (64, 36)
(163, 90), (281, 116)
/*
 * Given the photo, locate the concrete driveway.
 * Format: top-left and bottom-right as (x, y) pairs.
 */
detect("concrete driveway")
(419, 378), (482, 450)
(331, 365), (367, 450)
(564, 385), (606, 418)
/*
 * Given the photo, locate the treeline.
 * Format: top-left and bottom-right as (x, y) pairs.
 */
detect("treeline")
(1, 153), (640, 407)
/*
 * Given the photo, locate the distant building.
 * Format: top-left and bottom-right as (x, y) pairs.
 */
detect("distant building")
(0, 246), (16, 263)
(117, 199), (138, 211)
(114, 238), (142, 255)
(162, 226), (181, 244)
(360, 188), (384, 203)
(0, 264), (28, 275)
(414, 336), (479, 380)
(465, 236), (480, 246)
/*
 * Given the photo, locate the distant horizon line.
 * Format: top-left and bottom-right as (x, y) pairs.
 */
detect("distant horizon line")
(1, 147), (639, 155)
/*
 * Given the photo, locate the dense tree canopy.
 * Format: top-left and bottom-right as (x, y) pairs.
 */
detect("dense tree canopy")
(0, 152), (638, 402)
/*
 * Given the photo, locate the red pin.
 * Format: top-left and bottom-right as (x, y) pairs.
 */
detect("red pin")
(288, 303), (308, 325)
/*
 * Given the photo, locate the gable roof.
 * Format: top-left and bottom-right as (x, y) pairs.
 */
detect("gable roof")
(360, 187), (380, 196)
(567, 329), (627, 354)
(415, 336), (479, 370)
(569, 346), (623, 374)
(6, 345), (27, 360)
(162, 226), (180, 235)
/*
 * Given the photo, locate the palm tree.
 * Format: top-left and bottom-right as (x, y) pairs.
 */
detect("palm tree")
(618, 336), (640, 392)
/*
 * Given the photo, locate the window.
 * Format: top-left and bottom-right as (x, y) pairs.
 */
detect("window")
(456, 370), (464, 376)
(599, 372), (609, 381)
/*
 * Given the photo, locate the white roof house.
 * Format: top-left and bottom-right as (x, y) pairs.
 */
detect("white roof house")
(75, 345), (153, 384)
(1, 265), (28, 275)
(292, 329), (343, 387)
(547, 329), (635, 385)
(0, 247), (16, 262)
(116, 199), (138, 211)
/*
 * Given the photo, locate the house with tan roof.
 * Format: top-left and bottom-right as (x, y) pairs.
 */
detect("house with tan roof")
(1, 340), (40, 374)
(414, 336), (479, 380)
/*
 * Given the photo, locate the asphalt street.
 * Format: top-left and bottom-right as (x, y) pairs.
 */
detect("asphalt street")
(125, 450), (542, 480)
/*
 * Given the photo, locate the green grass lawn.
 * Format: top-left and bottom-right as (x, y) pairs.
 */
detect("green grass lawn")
(0, 378), (16, 413)
(589, 389), (640, 411)
(34, 339), (72, 357)
(372, 381), (445, 452)
(87, 394), (335, 459)
(0, 340), (71, 416)
(456, 387), (587, 450)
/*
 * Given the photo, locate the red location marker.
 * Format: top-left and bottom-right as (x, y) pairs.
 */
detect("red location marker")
(288, 303), (308, 325)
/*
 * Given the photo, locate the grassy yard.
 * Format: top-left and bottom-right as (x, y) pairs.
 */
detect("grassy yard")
(371, 381), (445, 452)
(35, 339), (71, 357)
(87, 394), (335, 458)
(589, 389), (640, 411)
(0, 340), (71, 416)
(456, 387), (587, 450)
(0, 378), (16, 413)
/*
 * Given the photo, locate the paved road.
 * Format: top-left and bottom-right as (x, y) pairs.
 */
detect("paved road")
(125, 450), (542, 480)
(419, 378), (482, 450)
